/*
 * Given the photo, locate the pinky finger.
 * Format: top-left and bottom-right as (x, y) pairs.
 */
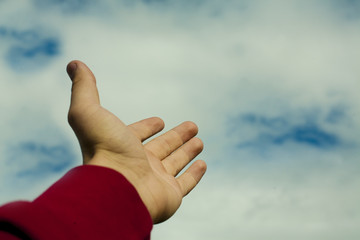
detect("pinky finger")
(177, 160), (207, 196)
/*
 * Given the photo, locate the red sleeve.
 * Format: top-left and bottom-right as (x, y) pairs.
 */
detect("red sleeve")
(0, 165), (153, 240)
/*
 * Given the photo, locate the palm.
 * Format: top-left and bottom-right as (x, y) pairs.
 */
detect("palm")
(67, 61), (206, 223)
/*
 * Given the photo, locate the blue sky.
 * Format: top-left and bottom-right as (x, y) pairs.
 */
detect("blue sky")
(0, 1), (359, 239)
(0, 26), (60, 72)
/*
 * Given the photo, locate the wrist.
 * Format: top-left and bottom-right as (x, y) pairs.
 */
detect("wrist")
(86, 154), (157, 217)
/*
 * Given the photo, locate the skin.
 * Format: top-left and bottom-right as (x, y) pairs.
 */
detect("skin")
(66, 60), (207, 224)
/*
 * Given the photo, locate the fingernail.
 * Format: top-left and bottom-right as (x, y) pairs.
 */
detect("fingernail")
(66, 62), (77, 80)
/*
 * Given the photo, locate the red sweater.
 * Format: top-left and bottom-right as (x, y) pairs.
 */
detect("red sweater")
(0, 165), (153, 240)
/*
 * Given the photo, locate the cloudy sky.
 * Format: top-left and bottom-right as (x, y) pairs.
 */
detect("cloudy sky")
(0, 0), (360, 239)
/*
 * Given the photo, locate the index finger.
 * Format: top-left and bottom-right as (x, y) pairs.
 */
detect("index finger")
(144, 121), (199, 160)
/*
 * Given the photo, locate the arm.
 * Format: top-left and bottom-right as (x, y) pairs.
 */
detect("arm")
(0, 165), (152, 240)
(0, 60), (207, 239)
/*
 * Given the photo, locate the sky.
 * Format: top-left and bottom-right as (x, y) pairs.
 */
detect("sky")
(0, 0), (360, 239)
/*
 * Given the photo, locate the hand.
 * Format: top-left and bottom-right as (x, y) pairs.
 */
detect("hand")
(66, 60), (207, 223)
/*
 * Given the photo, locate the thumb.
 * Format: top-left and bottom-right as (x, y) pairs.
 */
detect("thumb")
(67, 60), (100, 109)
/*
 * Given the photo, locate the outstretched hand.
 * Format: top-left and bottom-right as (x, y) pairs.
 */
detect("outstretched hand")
(66, 60), (206, 223)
